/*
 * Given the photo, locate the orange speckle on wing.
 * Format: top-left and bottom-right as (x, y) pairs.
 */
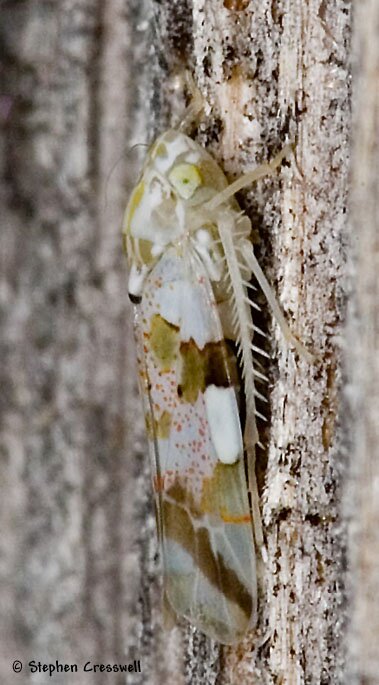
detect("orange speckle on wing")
(153, 474), (165, 492)
(155, 474), (165, 492)
(221, 513), (251, 524)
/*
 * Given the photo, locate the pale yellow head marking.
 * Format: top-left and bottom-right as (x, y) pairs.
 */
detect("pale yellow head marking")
(168, 163), (202, 199)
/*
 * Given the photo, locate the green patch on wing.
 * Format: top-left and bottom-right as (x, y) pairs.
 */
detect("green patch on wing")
(200, 463), (251, 523)
(178, 340), (206, 403)
(145, 409), (172, 439)
(149, 314), (239, 404)
(150, 314), (180, 372)
(178, 340), (237, 404)
(162, 491), (252, 618)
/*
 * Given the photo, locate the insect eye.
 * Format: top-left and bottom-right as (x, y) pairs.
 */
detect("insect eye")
(168, 163), (202, 199)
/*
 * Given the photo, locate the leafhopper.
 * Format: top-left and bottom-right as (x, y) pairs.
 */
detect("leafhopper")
(123, 126), (311, 644)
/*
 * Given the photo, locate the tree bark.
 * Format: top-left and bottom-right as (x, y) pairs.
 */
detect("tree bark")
(346, 1), (379, 684)
(0, 1), (366, 684)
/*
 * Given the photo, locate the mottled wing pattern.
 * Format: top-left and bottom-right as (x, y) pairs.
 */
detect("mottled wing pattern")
(135, 246), (257, 644)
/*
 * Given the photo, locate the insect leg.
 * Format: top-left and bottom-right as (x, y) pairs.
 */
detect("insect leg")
(178, 73), (205, 133)
(240, 240), (314, 363)
(217, 211), (266, 555)
(204, 145), (293, 212)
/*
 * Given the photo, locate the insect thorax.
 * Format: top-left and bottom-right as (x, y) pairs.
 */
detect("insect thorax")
(123, 130), (233, 270)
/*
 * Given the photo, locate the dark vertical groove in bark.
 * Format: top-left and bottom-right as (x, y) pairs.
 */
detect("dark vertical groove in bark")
(87, 0), (105, 192)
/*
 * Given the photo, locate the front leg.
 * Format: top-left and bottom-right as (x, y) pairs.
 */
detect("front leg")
(205, 145), (294, 212)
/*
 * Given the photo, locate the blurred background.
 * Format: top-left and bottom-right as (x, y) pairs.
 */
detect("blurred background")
(0, 2), (163, 683)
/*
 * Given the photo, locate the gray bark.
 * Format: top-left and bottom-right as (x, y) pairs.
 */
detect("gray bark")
(1, 1), (373, 684)
(346, 1), (379, 684)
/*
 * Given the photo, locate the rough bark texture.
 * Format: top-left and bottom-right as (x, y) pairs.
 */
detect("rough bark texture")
(0, 1), (369, 684)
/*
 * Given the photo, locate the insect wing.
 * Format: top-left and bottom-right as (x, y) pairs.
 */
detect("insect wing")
(135, 247), (257, 644)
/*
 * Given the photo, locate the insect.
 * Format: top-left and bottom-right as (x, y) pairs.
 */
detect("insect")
(123, 126), (311, 644)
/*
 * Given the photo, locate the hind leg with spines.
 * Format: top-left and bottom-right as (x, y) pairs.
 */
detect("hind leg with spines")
(207, 149), (314, 362)
(213, 151), (314, 559)
(216, 210), (265, 555)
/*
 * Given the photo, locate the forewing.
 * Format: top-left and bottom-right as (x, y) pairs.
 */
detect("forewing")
(135, 246), (257, 644)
